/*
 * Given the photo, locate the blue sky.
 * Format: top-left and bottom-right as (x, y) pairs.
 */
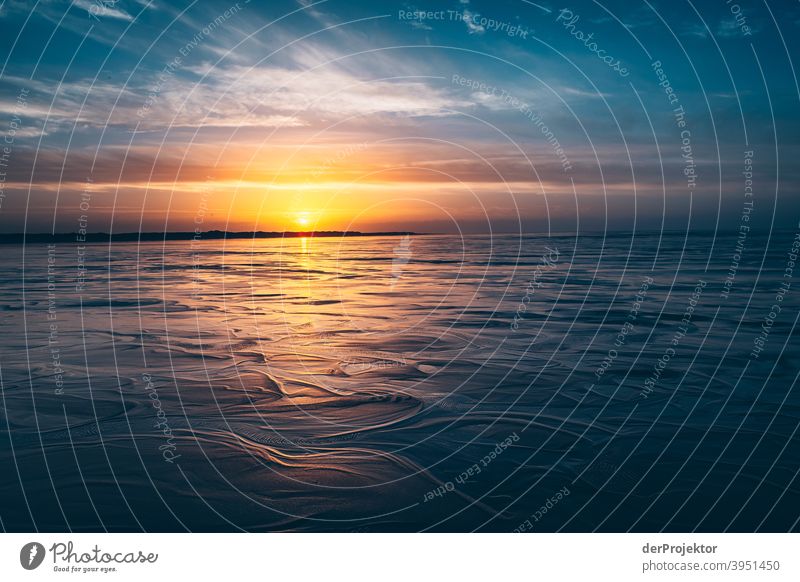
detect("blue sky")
(0, 0), (798, 233)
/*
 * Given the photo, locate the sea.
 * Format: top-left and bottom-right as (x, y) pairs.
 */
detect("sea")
(0, 231), (798, 531)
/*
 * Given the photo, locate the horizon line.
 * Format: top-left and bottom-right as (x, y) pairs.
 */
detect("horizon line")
(0, 230), (426, 244)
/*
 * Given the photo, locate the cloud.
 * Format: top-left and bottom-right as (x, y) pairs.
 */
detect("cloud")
(410, 20), (432, 31)
(681, 17), (761, 40)
(681, 23), (709, 38)
(0, 58), (474, 139)
(192, 65), (468, 119)
(618, 6), (659, 30)
(73, 0), (134, 21)
(461, 10), (485, 35)
(716, 17), (759, 37)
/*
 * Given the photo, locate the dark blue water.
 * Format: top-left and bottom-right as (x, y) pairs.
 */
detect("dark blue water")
(0, 231), (798, 531)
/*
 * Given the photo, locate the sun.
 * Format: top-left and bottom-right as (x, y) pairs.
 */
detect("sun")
(295, 212), (311, 228)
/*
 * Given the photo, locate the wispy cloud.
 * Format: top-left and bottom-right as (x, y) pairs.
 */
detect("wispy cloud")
(191, 65), (468, 118)
(716, 17), (759, 37)
(73, 0), (134, 21)
(0, 57), (470, 138)
(461, 9), (485, 35)
(681, 22), (709, 38)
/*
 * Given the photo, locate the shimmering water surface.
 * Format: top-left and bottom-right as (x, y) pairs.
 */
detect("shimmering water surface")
(1, 232), (798, 531)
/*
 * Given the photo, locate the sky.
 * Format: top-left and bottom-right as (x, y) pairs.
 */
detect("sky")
(0, 0), (798, 234)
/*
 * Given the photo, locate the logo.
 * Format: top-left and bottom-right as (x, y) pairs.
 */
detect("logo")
(20, 542), (46, 570)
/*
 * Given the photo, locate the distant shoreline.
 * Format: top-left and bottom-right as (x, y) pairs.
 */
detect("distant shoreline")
(1, 229), (792, 245)
(0, 231), (422, 245)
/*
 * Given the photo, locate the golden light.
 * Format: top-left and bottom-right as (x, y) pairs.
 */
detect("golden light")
(295, 212), (311, 228)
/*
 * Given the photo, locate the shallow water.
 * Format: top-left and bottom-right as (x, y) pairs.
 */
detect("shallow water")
(1, 232), (798, 531)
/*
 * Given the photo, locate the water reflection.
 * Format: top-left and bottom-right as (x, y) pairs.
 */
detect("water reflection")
(1, 233), (798, 531)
